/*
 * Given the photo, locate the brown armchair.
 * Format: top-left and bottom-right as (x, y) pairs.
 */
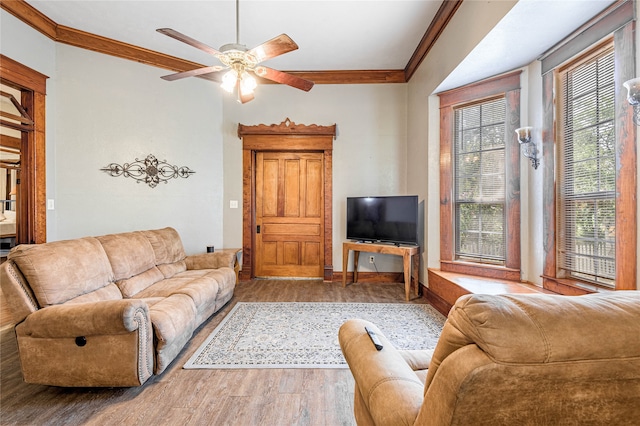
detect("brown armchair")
(339, 292), (640, 425)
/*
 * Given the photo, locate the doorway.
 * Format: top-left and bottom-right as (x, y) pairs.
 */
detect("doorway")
(238, 119), (336, 281)
(0, 55), (48, 248)
(0, 87), (21, 255)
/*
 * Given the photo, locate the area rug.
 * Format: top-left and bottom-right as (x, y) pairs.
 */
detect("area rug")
(184, 302), (446, 369)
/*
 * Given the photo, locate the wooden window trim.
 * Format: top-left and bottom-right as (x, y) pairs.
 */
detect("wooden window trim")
(541, 11), (637, 293)
(438, 71), (522, 281)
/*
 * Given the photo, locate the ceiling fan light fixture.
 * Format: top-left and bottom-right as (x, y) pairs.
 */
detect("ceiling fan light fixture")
(221, 69), (238, 93)
(157, 0), (314, 103)
(240, 72), (257, 94)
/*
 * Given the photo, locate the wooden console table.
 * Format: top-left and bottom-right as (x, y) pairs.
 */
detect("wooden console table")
(342, 241), (420, 301)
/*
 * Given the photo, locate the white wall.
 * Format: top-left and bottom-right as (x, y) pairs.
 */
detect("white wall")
(0, 10), (58, 239)
(222, 83), (409, 272)
(53, 45), (225, 254)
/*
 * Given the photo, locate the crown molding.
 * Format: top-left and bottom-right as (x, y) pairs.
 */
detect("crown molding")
(1, 0), (461, 85)
(405, 0), (464, 81)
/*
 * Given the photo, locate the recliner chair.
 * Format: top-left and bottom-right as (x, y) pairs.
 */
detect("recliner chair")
(339, 291), (640, 425)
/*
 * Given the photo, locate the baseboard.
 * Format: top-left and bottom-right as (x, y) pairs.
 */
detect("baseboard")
(332, 271), (405, 283)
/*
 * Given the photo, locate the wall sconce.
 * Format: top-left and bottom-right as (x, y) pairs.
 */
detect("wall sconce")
(623, 77), (640, 125)
(515, 126), (539, 169)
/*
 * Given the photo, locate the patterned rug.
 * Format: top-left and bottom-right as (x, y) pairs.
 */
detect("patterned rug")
(184, 302), (446, 369)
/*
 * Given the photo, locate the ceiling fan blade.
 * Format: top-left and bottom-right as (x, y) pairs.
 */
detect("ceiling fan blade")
(161, 66), (223, 81)
(257, 67), (314, 92)
(196, 69), (226, 83)
(156, 28), (220, 56)
(248, 34), (298, 63)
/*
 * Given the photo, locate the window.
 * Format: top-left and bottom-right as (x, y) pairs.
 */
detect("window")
(438, 72), (521, 280)
(454, 98), (506, 264)
(558, 47), (616, 287)
(541, 1), (636, 293)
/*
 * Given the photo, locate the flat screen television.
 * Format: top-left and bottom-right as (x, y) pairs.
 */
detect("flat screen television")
(346, 195), (418, 245)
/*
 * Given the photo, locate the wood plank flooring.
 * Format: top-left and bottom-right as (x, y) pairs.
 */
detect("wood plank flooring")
(1, 279), (429, 426)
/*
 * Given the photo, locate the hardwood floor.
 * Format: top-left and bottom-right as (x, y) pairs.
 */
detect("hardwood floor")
(1, 279), (429, 426)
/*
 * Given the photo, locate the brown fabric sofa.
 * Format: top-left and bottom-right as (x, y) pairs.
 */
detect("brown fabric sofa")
(0, 227), (237, 387)
(339, 292), (640, 425)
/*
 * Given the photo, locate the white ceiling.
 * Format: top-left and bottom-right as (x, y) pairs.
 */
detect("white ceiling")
(26, 0), (616, 90)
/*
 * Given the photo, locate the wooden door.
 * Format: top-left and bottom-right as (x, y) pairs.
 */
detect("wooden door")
(255, 152), (324, 278)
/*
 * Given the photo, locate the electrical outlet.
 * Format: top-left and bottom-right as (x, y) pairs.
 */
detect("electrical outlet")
(369, 256), (375, 264)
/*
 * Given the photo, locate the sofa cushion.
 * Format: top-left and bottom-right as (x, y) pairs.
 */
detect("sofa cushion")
(65, 283), (123, 304)
(116, 267), (165, 298)
(97, 232), (156, 281)
(156, 260), (187, 279)
(141, 227), (186, 265)
(8, 238), (114, 307)
(147, 293), (197, 373)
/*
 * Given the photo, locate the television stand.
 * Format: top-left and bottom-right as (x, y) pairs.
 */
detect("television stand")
(342, 241), (420, 301)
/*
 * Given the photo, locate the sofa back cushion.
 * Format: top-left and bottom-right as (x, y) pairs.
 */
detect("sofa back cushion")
(141, 227), (187, 277)
(97, 231), (156, 281)
(424, 291), (640, 390)
(117, 266), (164, 298)
(8, 237), (114, 307)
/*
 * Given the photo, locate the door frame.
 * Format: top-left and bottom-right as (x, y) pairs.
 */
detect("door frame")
(0, 55), (48, 244)
(238, 118), (336, 281)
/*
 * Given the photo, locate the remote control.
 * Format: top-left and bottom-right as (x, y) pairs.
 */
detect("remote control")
(365, 326), (383, 351)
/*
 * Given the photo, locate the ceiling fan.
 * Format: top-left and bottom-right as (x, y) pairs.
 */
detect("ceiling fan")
(157, 0), (314, 104)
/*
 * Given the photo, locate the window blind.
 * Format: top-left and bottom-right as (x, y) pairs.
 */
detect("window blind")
(454, 98), (506, 264)
(558, 47), (616, 287)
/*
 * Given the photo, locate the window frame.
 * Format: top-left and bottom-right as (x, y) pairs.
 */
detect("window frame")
(438, 71), (522, 280)
(541, 1), (637, 293)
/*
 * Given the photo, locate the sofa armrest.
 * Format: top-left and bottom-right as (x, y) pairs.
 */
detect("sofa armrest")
(20, 299), (149, 338)
(185, 251), (237, 270)
(398, 349), (433, 371)
(16, 299), (154, 387)
(339, 319), (425, 426)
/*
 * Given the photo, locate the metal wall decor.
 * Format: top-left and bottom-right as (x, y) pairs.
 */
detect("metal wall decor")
(101, 154), (195, 188)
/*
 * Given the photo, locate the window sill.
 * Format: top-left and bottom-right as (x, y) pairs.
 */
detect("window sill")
(542, 276), (614, 295)
(441, 260), (520, 281)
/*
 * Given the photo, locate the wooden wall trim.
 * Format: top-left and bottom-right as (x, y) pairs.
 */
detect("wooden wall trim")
(0, 134), (21, 150)
(541, 72), (556, 278)
(438, 70), (521, 108)
(612, 21), (636, 289)
(0, 54), (48, 244)
(0, 55), (48, 94)
(1, 0), (462, 85)
(0, 0), (57, 40)
(238, 118), (336, 138)
(404, 0), (464, 81)
(539, 0), (633, 75)
(56, 25), (204, 72)
(259, 70), (406, 85)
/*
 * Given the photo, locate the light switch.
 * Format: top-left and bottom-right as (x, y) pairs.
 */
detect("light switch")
(230, 200), (239, 209)
(47, 199), (55, 210)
